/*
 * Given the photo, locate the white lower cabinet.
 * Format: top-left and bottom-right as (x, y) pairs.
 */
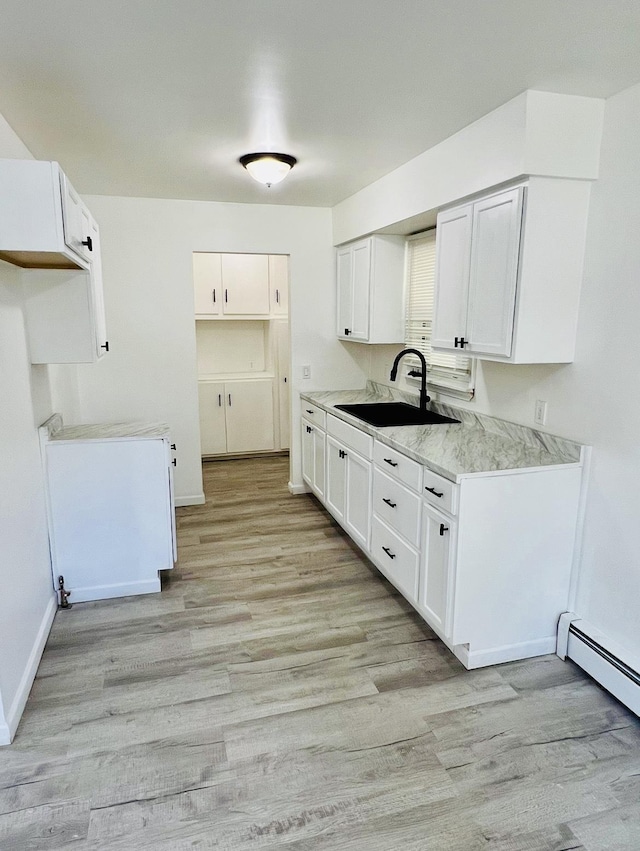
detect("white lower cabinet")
(40, 421), (176, 603)
(326, 435), (371, 550)
(301, 405), (586, 670)
(302, 418), (326, 499)
(371, 516), (420, 604)
(199, 378), (275, 455)
(418, 503), (456, 639)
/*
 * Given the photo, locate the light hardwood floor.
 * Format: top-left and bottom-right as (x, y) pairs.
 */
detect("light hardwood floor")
(2, 455), (640, 850)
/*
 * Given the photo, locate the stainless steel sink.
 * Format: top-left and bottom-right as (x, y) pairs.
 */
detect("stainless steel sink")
(334, 402), (460, 428)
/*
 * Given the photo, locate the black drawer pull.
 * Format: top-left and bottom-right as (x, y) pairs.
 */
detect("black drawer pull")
(425, 485), (444, 498)
(383, 458), (398, 467)
(382, 498), (397, 508)
(439, 523), (449, 536)
(306, 409), (314, 414)
(382, 546), (396, 560)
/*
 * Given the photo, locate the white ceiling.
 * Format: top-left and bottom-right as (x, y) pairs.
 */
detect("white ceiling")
(2, 1), (640, 207)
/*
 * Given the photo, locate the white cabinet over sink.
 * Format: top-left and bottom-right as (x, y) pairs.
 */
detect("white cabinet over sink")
(432, 178), (591, 364)
(336, 235), (405, 343)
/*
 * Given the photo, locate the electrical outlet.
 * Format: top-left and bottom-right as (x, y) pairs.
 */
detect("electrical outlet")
(534, 399), (547, 426)
(302, 365), (311, 380)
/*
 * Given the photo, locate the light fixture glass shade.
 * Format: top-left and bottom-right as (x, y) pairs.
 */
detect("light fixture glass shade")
(239, 152), (297, 187)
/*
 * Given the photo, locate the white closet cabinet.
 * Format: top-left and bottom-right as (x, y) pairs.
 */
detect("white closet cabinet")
(194, 253), (271, 317)
(199, 378), (275, 455)
(269, 254), (289, 316)
(432, 178), (591, 364)
(336, 235), (405, 343)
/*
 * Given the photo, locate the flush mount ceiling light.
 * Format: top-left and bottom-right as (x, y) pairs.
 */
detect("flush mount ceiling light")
(239, 152), (297, 187)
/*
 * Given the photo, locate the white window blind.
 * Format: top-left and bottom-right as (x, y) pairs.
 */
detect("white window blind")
(405, 232), (473, 394)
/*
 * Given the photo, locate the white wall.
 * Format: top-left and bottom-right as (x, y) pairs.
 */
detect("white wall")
(0, 115), (80, 744)
(333, 90), (604, 245)
(75, 196), (368, 500)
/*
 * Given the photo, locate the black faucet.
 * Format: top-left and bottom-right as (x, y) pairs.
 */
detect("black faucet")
(389, 349), (430, 411)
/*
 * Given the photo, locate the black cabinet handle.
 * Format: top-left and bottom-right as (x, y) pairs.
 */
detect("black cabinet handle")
(218, 394), (222, 407)
(382, 546), (396, 560)
(425, 485), (443, 498)
(382, 498), (397, 508)
(383, 458), (398, 468)
(454, 336), (468, 349)
(224, 289), (228, 303)
(100, 341), (109, 352)
(172, 458), (177, 467)
(276, 289), (280, 304)
(306, 409), (314, 414)
(81, 236), (93, 252)
(306, 425), (312, 433)
(338, 449), (347, 459)
(439, 523), (449, 536)
(228, 394), (232, 406)
(344, 328), (351, 336)
(212, 289), (216, 304)
(171, 443), (176, 450)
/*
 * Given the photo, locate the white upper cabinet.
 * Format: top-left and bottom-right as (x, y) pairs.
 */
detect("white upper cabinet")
(194, 253), (287, 318)
(432, 178), (591, 364)
(336, 235), (405, 344)
(0, 159), (93, 269)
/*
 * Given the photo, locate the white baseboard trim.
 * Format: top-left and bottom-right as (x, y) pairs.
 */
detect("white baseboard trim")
(175, 493), (205, 507)
(288, 481), (309, 495)
(70, 578), (161, 604)
(454, 636), (557, 669)
(2, 592), (57, 745)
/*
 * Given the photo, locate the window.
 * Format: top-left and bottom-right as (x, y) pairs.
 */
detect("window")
(404, 231), (474, 398)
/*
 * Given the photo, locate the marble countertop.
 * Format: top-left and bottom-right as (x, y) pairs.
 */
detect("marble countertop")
(43, 414), (170, 442)
(301, 383), (584, 482)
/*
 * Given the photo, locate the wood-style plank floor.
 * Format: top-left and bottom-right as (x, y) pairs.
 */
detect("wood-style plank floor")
(2, 455), (640, 850)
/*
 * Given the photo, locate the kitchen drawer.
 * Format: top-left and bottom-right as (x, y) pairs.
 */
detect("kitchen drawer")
(371, 516), (420, 604)
(300, 400), (326, 429)
(373, 441), (422, 492)
(423, 467), (458, 515)
(327, 413), (373, 459)
(373, 468), (421, 547)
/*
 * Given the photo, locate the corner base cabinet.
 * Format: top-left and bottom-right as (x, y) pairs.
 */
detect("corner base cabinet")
(40, 417), (176, 603)
(301, 401), (587, 670)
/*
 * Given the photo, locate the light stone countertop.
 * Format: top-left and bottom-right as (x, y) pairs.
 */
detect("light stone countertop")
(44, 414), (170, 442)
(301, 382), (585, 482)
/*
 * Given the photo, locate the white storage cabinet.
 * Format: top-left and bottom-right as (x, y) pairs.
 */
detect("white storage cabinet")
(40, 420), (176, 603)
(325, 424), (372, 551)
(336, 235), (406, 343)
(199, 378), (275, 455)
(301, 414), (326, 501)
(194, 253), (272, 318)
(432, 178), (591, 363)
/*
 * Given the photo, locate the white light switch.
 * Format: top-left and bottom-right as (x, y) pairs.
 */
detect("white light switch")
(534, 399), (547, 426)
(302, 365), (311, 380)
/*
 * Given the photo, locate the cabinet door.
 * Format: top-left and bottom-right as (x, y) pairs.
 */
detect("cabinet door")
(466, 187), (524, 357)
(198, 382), (227, 455)
(87, 216), (108, 359)
(193, 253), (222, 316)
(350, 240), (371, 341)
(345, 449), (371, 549)
(225, 380), (275, 453)
(432, 204), (473, 352)
(302, 420), (315, 490)
(313, 426), (326, 500)
(336, 246), (353, 337)
(419, 503), (455, 638)
(325, 436), (347, 524)
(269, 255), (289, 316)
(222, 254), (270, 315)
(274, 319), (290, 450)
(60, 172), (92, 262)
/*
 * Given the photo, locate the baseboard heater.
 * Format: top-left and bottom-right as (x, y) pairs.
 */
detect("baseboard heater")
(557, 613), (640, 717)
